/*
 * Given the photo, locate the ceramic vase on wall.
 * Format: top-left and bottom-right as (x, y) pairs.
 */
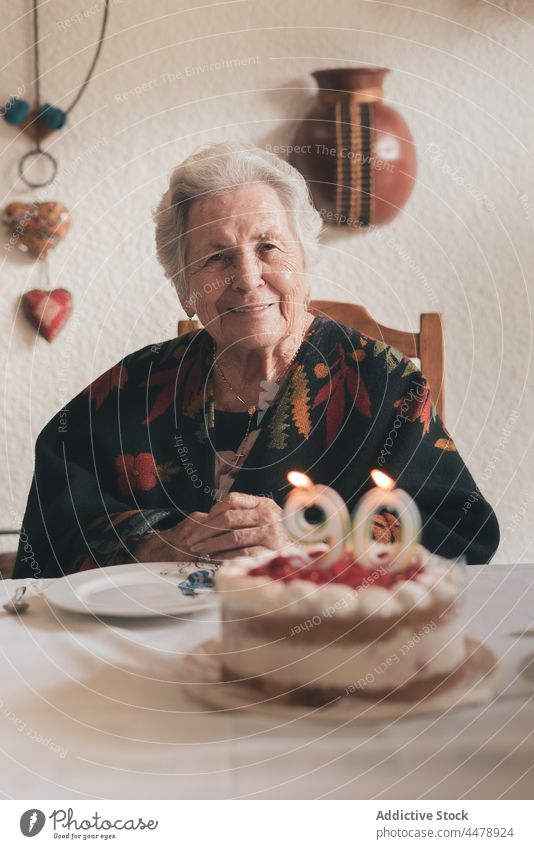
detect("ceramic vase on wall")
(290, 68), (417, 230)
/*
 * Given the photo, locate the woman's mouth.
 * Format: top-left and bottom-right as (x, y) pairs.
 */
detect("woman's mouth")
(226, 303), (276, 315)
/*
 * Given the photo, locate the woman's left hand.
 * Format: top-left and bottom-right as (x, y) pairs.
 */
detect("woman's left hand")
(185, 491), (290, 559)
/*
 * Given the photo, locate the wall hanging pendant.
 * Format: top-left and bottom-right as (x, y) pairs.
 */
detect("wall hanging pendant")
(1, 0), (109, 343)
(2, 201), (71, 260)
(1, 0), (110, 190)
(2, 200), (73, 341)
(289, 68), (417, 230)
(22, 286), (73, 343)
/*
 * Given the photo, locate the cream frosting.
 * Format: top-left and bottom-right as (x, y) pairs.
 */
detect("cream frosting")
(216, 546), (464, 621)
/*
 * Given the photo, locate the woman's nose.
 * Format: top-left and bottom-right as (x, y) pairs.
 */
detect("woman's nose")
(231, 248), (263, 290)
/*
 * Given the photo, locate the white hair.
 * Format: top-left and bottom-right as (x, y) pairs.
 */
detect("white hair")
(153, 141), (323, 304)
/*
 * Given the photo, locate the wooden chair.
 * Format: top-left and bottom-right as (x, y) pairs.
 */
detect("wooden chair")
(0, 551), (16, 580)
(178, 301), (445, 419)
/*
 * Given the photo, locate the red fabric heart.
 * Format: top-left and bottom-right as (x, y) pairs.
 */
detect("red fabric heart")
(21, 288), (73, 342)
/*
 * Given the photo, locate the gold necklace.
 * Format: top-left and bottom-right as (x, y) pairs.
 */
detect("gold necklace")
(213, 316), (310, 464)
(212, 365), (257, 465)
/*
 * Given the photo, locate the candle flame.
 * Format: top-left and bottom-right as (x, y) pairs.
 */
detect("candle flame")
(287, 471), (313, 489)
(371, 469), (394, 491)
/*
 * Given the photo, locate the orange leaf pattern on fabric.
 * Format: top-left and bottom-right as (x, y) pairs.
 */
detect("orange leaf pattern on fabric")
(83, 364), (127, 410)
(140, 353), (197, 424)
(109, 509), (145, 528)
(312, 344), (371, 444)
(267, 381), (292, 449)
(314, 362), (329, 379)
(321, 370), (345, 445)
(343, 357), (372, 419)
(140, 367), (180, 424)
(291, 364), (312, 438)
(435, 437), (457, 451)
(156, 460), (181, 481)
(182, 354), (204, 417)
(393, 383), (433, 435)
(74, 554), (99, 573)
(373, 340), (404, 374)
(402, 359), (418, 378)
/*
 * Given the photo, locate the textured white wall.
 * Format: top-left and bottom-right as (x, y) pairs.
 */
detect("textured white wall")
(1, 0), (533, 563)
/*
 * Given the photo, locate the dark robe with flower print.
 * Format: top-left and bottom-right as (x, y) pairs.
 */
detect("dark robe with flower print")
(13, 317), (499, 578)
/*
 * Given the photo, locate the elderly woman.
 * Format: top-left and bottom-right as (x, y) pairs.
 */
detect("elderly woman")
(14, 142), (499, 579)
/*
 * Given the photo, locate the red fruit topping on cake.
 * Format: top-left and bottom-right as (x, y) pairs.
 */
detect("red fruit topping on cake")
(249, 551), (424, 588)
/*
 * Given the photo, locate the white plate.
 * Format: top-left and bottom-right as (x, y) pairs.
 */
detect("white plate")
(181, 637), (500, 722)
(43, 562), (220, 618)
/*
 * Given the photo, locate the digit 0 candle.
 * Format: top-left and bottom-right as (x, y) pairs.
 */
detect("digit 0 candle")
(351, 469), (422, 571)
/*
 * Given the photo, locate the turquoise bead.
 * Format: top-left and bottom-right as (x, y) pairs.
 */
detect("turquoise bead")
(2, 97), (30, 125)
(39, 103), (67, 130)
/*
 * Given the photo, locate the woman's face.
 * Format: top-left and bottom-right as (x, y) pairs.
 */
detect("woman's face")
(182, 183), (309, 351)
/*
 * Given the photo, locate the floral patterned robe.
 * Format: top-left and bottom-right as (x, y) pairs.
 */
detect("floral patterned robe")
(14, 316), (499, 578)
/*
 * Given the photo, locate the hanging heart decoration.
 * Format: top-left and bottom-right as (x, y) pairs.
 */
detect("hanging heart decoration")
(21, 288), (73, 342)
(2, 201), (71, 261)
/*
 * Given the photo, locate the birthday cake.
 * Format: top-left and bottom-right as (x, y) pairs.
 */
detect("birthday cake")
(215, 546), (467, 704)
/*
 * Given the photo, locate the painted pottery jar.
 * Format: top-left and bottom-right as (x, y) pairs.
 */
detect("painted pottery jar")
(290, 68), (417, 229)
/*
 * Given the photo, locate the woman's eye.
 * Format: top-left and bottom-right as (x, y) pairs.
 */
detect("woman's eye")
(207, 252), (224, 264)
(261, 243), (277, 252)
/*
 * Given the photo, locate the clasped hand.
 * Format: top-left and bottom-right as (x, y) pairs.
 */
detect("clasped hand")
(185, 491), (290, 559)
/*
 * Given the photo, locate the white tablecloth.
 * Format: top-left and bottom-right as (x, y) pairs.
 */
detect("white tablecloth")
(0, 564), (533, 800)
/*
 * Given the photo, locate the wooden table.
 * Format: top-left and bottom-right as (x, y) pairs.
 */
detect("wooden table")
(0, 564), (533, 799)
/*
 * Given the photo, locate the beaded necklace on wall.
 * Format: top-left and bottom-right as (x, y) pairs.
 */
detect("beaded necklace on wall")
(1, 0), (110, 341)
(2, 0), (110, 188)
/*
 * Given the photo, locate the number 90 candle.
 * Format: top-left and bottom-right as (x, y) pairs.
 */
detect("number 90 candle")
(284, 470), (421, 572)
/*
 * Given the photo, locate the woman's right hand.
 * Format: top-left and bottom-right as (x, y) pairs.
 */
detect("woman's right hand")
(133, 512), (209, 562)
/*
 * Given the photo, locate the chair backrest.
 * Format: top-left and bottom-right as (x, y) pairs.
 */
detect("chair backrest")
(177, 301), (445, 419)
(0, 551), (16, 580)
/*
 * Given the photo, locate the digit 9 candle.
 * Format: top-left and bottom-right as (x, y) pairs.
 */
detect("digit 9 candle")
(283, 472), (351, 568)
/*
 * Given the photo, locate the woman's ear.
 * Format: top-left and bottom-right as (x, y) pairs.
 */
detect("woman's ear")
(175, 282), (196, 318)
